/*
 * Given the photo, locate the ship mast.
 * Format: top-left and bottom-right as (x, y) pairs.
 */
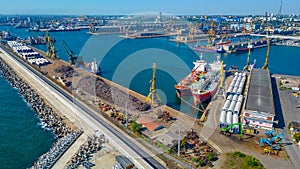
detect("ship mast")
(146, 62), (161, 107)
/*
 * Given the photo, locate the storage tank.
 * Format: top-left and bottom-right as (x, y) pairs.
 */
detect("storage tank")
(237, 87), (243, 95)
(234, 72), (238, 76)
(226, 86), (233, 95)
(232, 114), (239, 134)
(234, 78), (240, 87)
(238, 95), (243, 102)
(241, 76), (246, 82)
(226, 111), (233, 125)
(228, 100), (237, 113)
(234, 101), (242, 114)
(238, 72), (242, 76)
(219, 110), (227, 128)
(227, 94), (233, 101)
(230, 77), (237, 86)
(233, 86), (238, 94)
(242, 72), (246, 77)
(239, 80), (245, 89)
(232, 94), (238, 102)
(222, 99), (231, 110)
(233, 113), (239, 124)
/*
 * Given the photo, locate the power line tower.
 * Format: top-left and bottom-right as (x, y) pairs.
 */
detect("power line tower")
(146, 62), (161, 107)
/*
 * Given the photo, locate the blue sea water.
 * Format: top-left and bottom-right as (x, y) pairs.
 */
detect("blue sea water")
(0, 26), (300, 167)
(0, 75), (55, 169)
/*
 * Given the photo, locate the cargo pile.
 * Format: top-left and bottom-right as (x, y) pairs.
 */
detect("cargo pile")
(77, 76), (150, 111)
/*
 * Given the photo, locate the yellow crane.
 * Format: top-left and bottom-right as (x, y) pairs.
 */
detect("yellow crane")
(262, 27), (270, 70)
(44, 29), (58, 59)
(219, 60), (225, 89)
(59, 40), (77, 65)
(260, 20), (265, 32)
(146, 62), (161, 107)
(249, 20), (253, 33)
(243, 47), (251, 71)
(207, 21), (216, 46)
(189, 24), (195, 40)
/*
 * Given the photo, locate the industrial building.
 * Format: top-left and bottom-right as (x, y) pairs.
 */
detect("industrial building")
(243, 69), (275, 130)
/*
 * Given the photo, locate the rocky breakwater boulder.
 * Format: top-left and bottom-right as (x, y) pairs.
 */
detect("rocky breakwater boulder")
(66, 134), (105, 169)
(0, 58), (84, 169)
(77, 76), (150, 111)
(0, 58), (73, 138)
(31, 130), (83, 169)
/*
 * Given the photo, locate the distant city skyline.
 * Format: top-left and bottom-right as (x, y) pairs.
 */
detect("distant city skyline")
(1, 0), (299, 15)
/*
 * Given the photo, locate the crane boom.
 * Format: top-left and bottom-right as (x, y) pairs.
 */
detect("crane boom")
(44, 29), (58, 59)
(59, 40), (77, 65)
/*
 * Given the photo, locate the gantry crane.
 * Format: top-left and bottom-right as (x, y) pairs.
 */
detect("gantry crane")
(146, 62), (161, 107)
(59, 40), (77, 65)
(262, 27), (270, 70)
(44, 29), (58, 59)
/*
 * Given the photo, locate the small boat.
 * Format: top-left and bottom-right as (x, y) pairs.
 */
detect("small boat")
(235, 44), (253, 53)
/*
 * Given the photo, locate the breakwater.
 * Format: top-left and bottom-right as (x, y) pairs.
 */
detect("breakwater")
(0, 57), (81, 168)
(32, 131), (82, 169)
(66, 135), (105, 169)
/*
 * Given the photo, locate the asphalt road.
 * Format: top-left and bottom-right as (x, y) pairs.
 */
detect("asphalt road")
(272, 76), (300, 169)
(1, 46), (166, 169)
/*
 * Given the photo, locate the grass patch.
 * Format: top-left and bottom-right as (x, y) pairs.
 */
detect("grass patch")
(223, 151), (265, 169)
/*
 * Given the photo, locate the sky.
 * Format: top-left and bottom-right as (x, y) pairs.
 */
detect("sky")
(1, 0), (299, 15)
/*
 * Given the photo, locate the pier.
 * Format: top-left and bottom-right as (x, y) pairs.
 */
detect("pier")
(0, 46), (167, 169)
(0, 41), (202, 168)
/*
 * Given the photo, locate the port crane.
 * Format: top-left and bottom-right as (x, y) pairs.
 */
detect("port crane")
(58, 40), (77, 65)
(146, 62), (161, 107)
(262, 27), (271, 70)
(44, 29), (58, 59)
(207, 21), (216, 46)
(243, 47), (251, 71)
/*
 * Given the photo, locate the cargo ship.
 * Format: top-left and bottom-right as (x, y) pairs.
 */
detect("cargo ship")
(175, 55), (223, 105)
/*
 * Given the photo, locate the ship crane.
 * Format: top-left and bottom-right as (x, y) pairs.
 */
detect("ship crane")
(44, 29), (58, 59)
(262, 27), (271, 70)
(146, 62), (161, 107)
(58, 40), (77, 65)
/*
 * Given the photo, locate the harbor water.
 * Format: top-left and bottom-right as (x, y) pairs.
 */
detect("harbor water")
(0, 75), (55, 169)
(0, 26), (300, 167)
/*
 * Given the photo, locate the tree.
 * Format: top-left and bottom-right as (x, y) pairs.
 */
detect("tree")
(294, 132), (300, 143)
(131, 121), (142, 135)
(180, 137), (187, 152)
(198, 159), (204, 167)
(206, 152), (214, 161)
